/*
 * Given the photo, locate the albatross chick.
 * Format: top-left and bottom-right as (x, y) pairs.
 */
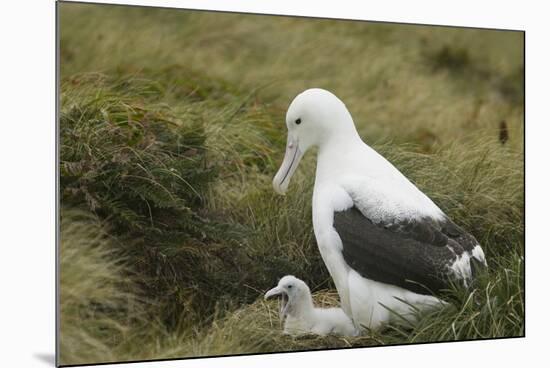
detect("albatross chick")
(265, 275), (357, 336)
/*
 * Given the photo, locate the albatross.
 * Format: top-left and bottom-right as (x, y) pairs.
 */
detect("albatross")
(272, 88), (487, 330)
(265, 275), (357, 336)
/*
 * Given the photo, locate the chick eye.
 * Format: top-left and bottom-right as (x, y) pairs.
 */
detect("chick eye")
(287, 285), (293, 289)
(295, 118), (301, 125)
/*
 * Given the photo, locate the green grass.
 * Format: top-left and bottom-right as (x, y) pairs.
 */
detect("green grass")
(58, 3), (524, 366)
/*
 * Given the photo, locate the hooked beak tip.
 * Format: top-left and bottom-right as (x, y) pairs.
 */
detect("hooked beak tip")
(272, 180), (287, 196)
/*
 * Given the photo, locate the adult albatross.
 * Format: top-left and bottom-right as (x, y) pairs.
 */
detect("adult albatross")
(272, 88), (487, 330)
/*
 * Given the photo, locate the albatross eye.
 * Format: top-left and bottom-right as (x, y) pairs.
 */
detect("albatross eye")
(287, 284), (293, 289)
(295, 118), (301, 125)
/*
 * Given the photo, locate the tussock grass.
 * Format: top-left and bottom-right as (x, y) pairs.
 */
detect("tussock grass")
(58, 2), (524, 365)
(60, 3), (524, 149)
(60, 209), (144, 365)
(376, 139), (524, 262)
(60, 74), (216, 243)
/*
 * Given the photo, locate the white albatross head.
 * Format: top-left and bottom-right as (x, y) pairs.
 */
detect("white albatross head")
(264, 275), (313, 320)
(272, 88), (360, 195)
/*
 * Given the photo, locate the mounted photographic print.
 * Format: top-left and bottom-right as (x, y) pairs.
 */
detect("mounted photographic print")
(57, 1), (525, 366)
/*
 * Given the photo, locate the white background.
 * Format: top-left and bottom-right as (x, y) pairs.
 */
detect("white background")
(0, 0), (547, 367)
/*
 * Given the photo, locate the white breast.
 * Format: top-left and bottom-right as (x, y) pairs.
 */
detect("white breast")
(283, 307), (357, 336)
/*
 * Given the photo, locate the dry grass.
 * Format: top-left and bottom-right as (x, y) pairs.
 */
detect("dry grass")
(60, 209), (143, 364)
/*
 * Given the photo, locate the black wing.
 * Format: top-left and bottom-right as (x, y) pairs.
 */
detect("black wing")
(333, 206), (485, 295)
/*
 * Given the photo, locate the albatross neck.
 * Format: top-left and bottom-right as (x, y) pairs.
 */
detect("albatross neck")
(290, 295), (315, 319)
(316, 125), (364, 167)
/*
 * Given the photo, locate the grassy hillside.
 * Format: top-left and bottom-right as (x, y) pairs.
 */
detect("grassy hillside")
(58, 3), (524, 366)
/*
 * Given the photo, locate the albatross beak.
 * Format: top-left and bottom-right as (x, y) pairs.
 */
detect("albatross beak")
(273, 135), (303, 195)
(264, 286), (290, 321)
(264, 286), (283, 300)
